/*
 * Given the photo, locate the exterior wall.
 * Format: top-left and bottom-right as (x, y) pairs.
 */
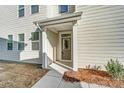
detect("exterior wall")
(46, 5), (60, 18)
(46, 5), (75, 18)
(0, 5), (76, 65)
(76, 5), (124, 68)
(0, 5), (47, 64)
(46, 30), (58, 65)
(2, 5), (124, 69)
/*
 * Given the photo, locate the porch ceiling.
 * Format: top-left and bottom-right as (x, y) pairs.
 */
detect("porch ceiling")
(46, 22), (73, 32)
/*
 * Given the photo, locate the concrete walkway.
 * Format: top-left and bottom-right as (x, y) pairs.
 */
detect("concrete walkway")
(32, 63), (109, 88)
(32, 63), (81, 88)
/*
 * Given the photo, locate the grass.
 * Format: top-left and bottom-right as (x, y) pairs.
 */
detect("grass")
(0, 62), (49, 88)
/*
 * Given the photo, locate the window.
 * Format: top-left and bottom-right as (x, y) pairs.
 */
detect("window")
(18, 34), (25, 50)
(61, 34), (71, 50)
(31, 32), (39, 50)
(63, 39), (71, 50)
(18, 5), (24, 17)
(7, 35), (13, 50)
(59, 5), (68, 13)
(31, 5), (39, 14)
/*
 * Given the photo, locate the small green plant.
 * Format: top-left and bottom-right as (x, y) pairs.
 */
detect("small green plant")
(93, 65), (101, 70)
(105, 59), (124, 80)
(85, 64), (101, 70)
(86, 64), (91, 69)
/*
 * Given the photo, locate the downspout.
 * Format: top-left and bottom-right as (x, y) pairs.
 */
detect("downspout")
(36, 22), (43, 31)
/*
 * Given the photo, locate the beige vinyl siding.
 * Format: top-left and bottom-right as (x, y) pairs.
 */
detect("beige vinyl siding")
(46, 5), (60, 18)
(76, 5), (124, 68)
(46, 30), (58, 65)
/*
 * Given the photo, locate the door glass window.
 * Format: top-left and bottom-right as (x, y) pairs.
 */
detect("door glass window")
(61, 33), (71, 60)
(63, 39), (70, 50)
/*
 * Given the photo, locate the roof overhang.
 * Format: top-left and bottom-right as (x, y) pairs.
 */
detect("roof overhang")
(33, 12), (82, 27)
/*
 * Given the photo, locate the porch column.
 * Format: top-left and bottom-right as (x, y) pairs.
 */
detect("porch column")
(73, 22), (78, 71)
(40, 28), (48, 68)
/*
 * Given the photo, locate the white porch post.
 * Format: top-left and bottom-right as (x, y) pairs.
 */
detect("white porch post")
(72, 22), (78, 71)
(40, 28), (48, 68)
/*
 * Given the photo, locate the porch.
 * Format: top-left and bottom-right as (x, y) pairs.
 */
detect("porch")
(45, 22), (73, 69)
(34, 12), (82, 70)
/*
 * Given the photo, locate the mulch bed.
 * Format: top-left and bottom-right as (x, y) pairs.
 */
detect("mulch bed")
(63, 68), (124, 88)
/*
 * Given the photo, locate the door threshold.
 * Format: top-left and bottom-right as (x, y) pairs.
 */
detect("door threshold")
(54, 61), (73, 70)
(60, 60), (72, 62)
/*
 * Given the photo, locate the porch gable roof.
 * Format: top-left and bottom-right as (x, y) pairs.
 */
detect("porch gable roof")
(33, 12), (82, 26)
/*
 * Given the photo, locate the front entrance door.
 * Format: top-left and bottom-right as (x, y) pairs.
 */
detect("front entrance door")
(61, 33), (71, 61)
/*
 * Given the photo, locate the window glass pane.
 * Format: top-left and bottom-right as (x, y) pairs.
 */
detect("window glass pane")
(31, 32), (39, 50)
(19, 9), (24, 17)
(18, 5), (24, 17)
(19, 5), (24, 9)
(62, 38), (70, 50)
(8, 35), (13, 43)
(59, 5), (68, 13)
(19, 34), (24, 41)
(31, 32), (39, 41)
(31, 5), (39, 14)
(64, 39), (69, 49)
(32, 42), (39, 50)
(18, 33), (24, 50)
(7, 35), (13, 50)
(31, 33), (34, 40)
(8, 43), (13, 50)
(18, 42), (24, 50)
(61, 34), (71, 37)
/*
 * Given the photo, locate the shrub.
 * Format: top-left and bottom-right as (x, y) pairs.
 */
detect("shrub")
(105, 59), (124, 80)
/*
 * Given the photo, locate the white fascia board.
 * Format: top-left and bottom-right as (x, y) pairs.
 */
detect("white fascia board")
(33, 12), (82, 26)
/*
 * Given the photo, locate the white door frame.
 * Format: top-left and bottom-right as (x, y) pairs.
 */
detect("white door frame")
(72, 22), (78, 71)
(59, 31), (72, 62)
